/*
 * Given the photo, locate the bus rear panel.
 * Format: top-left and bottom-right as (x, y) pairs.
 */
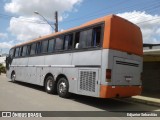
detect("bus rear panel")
(100, 15), (143, 98)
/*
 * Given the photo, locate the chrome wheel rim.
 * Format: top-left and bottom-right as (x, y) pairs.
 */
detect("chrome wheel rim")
(47, 79), (53, 91)
(59, 81), (66, 94)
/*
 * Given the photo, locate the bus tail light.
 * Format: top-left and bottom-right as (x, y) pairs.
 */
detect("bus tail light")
(106, 69), (111, 82)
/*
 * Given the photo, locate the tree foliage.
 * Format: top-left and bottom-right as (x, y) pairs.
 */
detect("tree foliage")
(0, 64), (6, 74)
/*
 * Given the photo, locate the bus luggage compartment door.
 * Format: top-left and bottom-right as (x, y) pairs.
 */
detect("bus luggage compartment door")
(112, 57), (141, 86)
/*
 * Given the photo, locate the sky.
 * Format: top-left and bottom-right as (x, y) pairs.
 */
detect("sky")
(0, 0), (160, 53)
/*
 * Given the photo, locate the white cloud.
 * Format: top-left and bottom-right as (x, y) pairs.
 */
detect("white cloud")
(0, 41), (14, 53)
(0, 42), (13, 49)
(156, 28), (160, 34)
(117, 11), (160, 44)
(4, 0), (82, 43)
(9, 16), (52, 41)
(60, 29), (65, 32)
(0, 33), (8, 38)
(5, 0), (82, 21)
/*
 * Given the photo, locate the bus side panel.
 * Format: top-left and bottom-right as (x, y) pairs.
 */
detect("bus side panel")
(71, 50), (102, 97)
(62, 68), (79, 94)
(9, 57), (29, 82)
(72, 50), (102, 66)
(27, 56), (44, 84)
(39, 53), (73, 86)
(44, 53), (72, 66)
(40, 67), (63, 86)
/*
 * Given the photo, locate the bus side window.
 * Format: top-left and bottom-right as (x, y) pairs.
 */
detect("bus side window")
(19, 47), (23, 57)
(48, 39), (55, 53)
(64, 34), (73, 50)
(22, 45), (27, 57)
(55, 36), (64, 50)
(26, 45), (31, 56)
(30, 43), (36, 55)
(42, 40), (48, 53)
(15, 47), (20, 57)
(74, 32), (80, 49)
(93, 26), (101, 47)
(36, 42), (41, 54)
(79, 29), (92, 49)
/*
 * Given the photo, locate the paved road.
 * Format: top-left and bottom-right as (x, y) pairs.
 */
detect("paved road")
(0, 74), (159, 119)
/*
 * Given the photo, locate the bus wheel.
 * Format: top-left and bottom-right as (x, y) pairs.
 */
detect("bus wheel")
(57, 77), (70, 98)
(45, 76), (56, 94)
(11, 72), (16, 82)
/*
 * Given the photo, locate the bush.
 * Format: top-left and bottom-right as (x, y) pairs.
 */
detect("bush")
(0, 63), (6, 74)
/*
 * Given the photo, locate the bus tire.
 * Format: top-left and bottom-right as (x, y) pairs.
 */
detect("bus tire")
(45, 76), (56, 94)
(11, 72), (16, 83)
(57, 77), (70, 98)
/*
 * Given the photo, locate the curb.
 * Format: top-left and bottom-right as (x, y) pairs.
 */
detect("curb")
(115, 96), (160, 107)
(127, 97), (160, 107)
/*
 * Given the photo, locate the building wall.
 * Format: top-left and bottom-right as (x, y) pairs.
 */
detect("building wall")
(143, 61), (160, 92)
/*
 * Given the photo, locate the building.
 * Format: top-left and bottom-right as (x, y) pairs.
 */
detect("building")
(143, 44), (160, 93)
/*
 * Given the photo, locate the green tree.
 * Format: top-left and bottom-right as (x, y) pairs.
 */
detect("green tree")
(0, 63), (6, 75)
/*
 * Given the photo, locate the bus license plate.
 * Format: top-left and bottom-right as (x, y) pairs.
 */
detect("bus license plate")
(125, 77), (132, 81)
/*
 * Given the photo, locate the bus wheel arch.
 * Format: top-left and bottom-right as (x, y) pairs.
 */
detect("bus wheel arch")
(56, 74), (70, 98)
(11, 70), (16, 82)
(44, 73), (57, 94)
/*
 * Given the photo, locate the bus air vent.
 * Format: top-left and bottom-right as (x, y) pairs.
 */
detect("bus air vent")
(80, 71), (96, 92)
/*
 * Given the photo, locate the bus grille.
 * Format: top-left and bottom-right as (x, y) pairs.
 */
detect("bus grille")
(80, 71), (96, 92)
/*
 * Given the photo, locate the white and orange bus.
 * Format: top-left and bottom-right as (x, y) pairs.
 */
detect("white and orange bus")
(6, 15), (143, 98)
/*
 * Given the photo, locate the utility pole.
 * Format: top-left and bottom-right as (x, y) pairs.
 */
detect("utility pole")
(54, 11), (58, 32)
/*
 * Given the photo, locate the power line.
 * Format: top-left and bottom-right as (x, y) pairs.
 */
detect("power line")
(0, 0), (156, 24)
(120, 4), (160, 20)
(60, 0), (159, 23)
(0, 0), (159, 26)
(136, 17), (160, 24)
